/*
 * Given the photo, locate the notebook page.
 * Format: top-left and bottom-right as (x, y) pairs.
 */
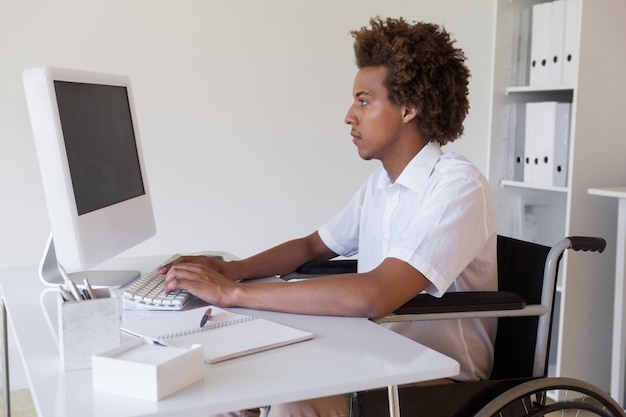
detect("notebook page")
(121, 306), (314, 363)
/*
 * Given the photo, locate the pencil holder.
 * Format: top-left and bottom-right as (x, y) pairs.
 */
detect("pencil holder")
(57, 288), (121, 371)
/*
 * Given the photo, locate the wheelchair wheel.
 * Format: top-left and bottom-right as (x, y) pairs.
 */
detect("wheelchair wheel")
(474, 377), (626, 417)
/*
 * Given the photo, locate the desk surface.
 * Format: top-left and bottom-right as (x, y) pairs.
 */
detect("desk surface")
(588, 186), (626, 198)
(0, 255), (459, 417)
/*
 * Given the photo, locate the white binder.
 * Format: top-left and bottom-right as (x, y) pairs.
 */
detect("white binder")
(513, 6), (532, 86)
(552, 102), (571, 187)
(507, 103), (526, 182)
(549, 0), (566, 85)
(535, 102), (556, 186)
(529, 2), (552, 86)
(562, 0), (581, 85)
(524, 101), (571, 187)
(524, 102), (540, 184)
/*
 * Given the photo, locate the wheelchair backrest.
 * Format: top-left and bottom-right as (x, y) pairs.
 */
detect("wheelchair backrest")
(490, 235), (553, 380)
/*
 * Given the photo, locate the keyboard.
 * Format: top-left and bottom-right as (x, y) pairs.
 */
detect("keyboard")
(122, 254), (193, 311)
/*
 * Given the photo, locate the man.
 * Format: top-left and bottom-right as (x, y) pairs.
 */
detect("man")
(162, 17), (497, 417)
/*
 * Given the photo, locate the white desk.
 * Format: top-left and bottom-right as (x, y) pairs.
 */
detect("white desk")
(0, 255), (459, 417)
(588, 186), (626, 407)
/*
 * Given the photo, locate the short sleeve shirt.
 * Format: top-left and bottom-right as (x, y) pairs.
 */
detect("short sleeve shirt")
(318, 141), (498, 381)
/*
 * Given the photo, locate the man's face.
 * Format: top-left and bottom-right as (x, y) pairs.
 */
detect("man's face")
(344, 66), (406, 162)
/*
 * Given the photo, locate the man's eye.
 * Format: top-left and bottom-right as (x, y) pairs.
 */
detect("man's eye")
(359, 99), (368, 106)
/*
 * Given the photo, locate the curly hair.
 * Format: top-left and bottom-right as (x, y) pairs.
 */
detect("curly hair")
(351, 17), (470, 145)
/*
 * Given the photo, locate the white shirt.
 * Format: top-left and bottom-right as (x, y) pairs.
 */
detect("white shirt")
(318, 141), (497, 381)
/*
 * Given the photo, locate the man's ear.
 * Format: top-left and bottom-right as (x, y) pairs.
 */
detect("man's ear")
(402, 106), (419, 123)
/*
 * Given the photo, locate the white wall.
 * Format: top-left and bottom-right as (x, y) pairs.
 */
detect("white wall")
(0, 0), (496, 268)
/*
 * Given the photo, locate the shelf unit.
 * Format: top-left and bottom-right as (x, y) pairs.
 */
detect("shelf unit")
(488, 0), (626, 394)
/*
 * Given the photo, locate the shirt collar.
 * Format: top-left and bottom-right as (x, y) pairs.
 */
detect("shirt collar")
(377, 141), (443, 192)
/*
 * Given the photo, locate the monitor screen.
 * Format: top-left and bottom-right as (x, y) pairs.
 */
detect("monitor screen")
(54, 81), (145, 216)
(23, 67), (156, 288)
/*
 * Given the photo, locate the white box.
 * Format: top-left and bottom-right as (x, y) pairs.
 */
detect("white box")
(92, 339), (205, 401)
(58, 288), (121, 371)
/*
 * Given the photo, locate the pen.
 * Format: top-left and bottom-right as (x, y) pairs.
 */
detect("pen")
(83, 278), (96, 300)
(58, 285), (76, 302)
(57, 263), (83, 301)
(199, 308), (212, 328)
(66, 279), (83, 301)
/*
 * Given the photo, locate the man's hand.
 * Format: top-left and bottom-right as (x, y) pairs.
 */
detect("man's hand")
(159, 256), (242, 306)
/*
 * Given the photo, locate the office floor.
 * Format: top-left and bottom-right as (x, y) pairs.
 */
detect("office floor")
(1, 390), (35, 417)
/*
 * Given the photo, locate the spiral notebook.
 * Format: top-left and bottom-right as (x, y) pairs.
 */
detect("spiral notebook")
(121, 306), (314, 363)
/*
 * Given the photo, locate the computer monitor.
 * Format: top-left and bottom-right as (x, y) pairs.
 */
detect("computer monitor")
(23, 66), (156, 288)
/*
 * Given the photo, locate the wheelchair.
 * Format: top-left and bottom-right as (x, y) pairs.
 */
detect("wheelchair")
(295, 235), (625, 417)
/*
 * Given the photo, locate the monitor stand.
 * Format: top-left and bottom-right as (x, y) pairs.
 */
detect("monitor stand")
(39, 234), (140, 289)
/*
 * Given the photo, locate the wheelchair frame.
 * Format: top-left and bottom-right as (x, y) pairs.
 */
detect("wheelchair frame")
(295, 236), (623, 417)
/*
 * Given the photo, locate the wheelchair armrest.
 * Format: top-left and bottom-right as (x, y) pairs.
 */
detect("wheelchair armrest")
(296, 260), (526, 313)
(296, 259), (358, 275)
(295, 260), (529, 322)
(278, 259), (357, 281)
(375, 292), (535, 324)
(394, 291), (525, 315)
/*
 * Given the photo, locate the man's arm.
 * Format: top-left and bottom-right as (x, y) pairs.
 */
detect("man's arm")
(234, 231), (339, 280)
(159, 231), (338, 282)
(228, 257), (429, 318)
(163, 250), (430, 319)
